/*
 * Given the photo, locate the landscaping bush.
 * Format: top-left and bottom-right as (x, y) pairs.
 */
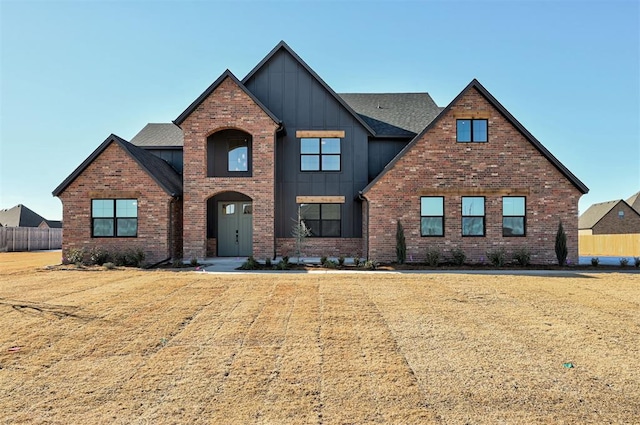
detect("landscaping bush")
(513, 248), (531, 267)
(239, 256), (260, 270)
(65, 248), (86, 265)
(320, 255), (328, 266)
(555, 221), (567, 266)
(634, 257), (640, 268)
(396, 220), (406, 264)
(487, 248), (506, 267)
(450, 248), (466, 266)
(338, 256), (345, 266)
(363, 259), (378, 270)
(89, 247), (110, 266)
(265, 258), (272, 268)
(353, 257), (361, 267)
(620, 258), (629, 267)
(591, 257), (600, 267)
(425, 248), (441, 267)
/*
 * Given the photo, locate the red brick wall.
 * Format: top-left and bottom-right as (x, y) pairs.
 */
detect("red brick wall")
(592, 203), (640, 234)
(180, 76), (279, 260)
(364, 87), (583, 265)
(57, 143), (177, 265)
(276, 238), (363, 259)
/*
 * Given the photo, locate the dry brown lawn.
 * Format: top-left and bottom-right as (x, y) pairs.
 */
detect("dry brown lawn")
(1, 251), (639, 424)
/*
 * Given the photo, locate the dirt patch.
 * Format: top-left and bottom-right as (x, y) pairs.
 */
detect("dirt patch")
(0, 251), (638, 423)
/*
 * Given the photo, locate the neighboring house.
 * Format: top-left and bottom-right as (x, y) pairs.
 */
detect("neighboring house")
(0, 204), (60, 228)
(53, 41), (588, 265)
(626, 191), (640, 213)
(579, 198), (640, 235)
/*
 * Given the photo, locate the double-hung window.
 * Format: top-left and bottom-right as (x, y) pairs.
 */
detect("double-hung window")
(457, 119), (488, 142)
(462, 197), (485, 236)
(300, 137), (341, 171)
(92, 199), (138, 237)
(420, 197), (444, 236)
(503, 197), (526, 236)
(300, 203), (341, 237)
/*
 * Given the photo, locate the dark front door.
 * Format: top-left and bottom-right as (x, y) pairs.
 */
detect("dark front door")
(218, 202), (252, 256)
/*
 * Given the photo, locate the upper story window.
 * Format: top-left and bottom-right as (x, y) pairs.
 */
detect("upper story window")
(300, 137), (341, 171)
(228, 140), (248, 172)
(503, 197), (526, 236)
(207, 129), (252, 177)
(300, 203), (341, 237)
(420, 197), (444, 236)
(457, 119), (487, 143)
(462, 196), (485, 236)
(92, 199), (138, 237)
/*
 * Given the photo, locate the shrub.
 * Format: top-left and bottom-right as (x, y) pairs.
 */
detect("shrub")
(591, 257), (600, 267)
(320, 255), (328, 266)
(450, 248), (466, 266)
(396, 220), (406, 264)
(425, 248), (441, 267)
(172, 258), (184, 268)
(513, 248), (531, 267)
(65, 248), (86, 265)
(125, 248), (145, 267)
(353, 257), (361, 267)
(265, 258), (272, 268)
(282, 256), (290, 266)
(487, 248), (506, 267)
(555, 221), (568, 266)
(338, 256), (345, 266)
(363, 259), (378, 270)
(190, 257), (199, 267)
(89, 247), (110, 265)
(323, 260), (338, 269)
(620, 258), (629, 267)
(634, 257), (640, 268)
(274, 259), (290, 270)
(239, 256), (260, 270)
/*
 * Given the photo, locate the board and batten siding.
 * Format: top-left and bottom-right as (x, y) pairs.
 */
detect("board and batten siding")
(244, 47), (370, 239)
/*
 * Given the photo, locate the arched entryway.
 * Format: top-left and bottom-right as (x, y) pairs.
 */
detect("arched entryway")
(207, 191), (253, 256)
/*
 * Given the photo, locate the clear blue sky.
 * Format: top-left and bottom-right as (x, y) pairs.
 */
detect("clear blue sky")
(1, 0), (638, 220)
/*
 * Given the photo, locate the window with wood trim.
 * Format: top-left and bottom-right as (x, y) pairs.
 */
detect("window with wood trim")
(503, 197), (526, 236)
(300, 203), (341, 237)
(92, 199), (138, 237)
(457, 119), (488, 143)
(420, 197), (444, 236)
(300, 137), (341, 171)
(462, 197), (485, 236)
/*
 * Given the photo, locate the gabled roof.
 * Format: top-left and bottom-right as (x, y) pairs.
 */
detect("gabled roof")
(362, 79), (589, 195)
(339, 93), (443, 137)
(0, 204), (47, 227)
(626, 191), (640, 212)
(579, 199), (639, 229)
(40, 219), (63, 229)
(52, 134), (183, 197)
(174, 69), (281, 126)
(242, 41), (376, 136)
(131, 123), (184, 147)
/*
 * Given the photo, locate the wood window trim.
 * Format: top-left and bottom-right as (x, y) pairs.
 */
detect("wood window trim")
(296, 196), (345, 204)
(296, 130), (345, 138)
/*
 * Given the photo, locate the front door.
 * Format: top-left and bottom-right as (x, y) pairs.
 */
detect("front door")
(218, 202), (252, 256)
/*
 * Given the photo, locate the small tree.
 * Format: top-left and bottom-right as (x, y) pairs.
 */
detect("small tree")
(292, 204), (311, 264)
(396, 220), (406, 264)
(555, 221), (568, 266)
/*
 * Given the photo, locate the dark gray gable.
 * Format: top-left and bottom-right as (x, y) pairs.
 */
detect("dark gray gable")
(242, 41), (376, 135)
(362, 79), (589, 195)
(52, 134), (183, 197)
(174, 69), (281, 126)
(0, 204), (46, 227)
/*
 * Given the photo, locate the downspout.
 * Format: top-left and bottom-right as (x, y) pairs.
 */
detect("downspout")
(272, 123), (285, 260)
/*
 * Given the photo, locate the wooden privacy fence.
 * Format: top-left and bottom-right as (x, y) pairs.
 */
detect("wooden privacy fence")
(0, 227), (62, 252)
(579, 233), (640, 257)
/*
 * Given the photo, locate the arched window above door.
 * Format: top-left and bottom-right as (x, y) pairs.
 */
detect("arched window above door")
(207, 129), (252, 177)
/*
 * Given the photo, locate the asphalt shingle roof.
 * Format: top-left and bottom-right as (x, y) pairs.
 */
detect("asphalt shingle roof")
(626, 191), (640, 213)
(130, 123), (184, 147)
(0, 204), (47, 227)
(339, 93), (442, 137)
(579, 200), (620, 229)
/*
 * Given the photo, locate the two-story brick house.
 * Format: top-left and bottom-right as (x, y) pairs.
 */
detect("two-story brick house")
(53, 41), (588, 265)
